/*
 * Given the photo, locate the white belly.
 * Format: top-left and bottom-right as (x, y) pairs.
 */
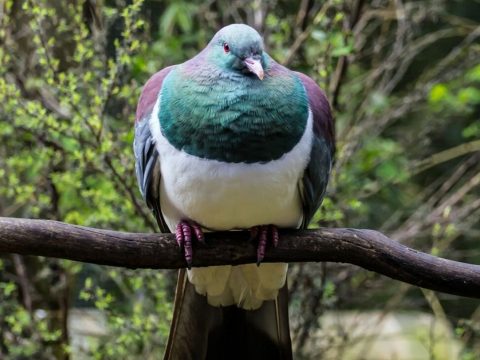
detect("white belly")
(158, 146), (307, 231)
(150, 97), (313, 309)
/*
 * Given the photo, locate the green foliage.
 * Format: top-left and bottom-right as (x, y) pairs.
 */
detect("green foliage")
(0, 279), (62, 358)
(79, 270), (172, 359)
(0, 0), (479, 359)
(429, 75), (480, 115)
(0, 0), (173, 357)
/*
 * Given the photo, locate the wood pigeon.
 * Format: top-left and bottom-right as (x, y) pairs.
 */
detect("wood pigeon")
(134, 24), (334, 360)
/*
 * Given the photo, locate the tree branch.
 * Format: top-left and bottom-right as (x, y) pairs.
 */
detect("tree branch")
(0, 217), (479, 298)
(329, 0), (365, 109)
(411, 139), (480, 175)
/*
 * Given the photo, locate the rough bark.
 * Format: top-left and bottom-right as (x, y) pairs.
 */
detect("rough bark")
(0, 217), (479, 298)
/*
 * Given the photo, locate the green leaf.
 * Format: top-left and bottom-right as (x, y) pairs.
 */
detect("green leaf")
(429, 83), (448, 103)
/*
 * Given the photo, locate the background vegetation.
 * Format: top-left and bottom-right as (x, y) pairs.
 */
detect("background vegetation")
(0, 0), (479, 359)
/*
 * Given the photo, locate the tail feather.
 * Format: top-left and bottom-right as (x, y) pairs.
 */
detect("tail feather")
(164, 270), (292, 360)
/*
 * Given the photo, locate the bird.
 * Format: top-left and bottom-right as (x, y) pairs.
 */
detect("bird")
(134, 24), (334, 360)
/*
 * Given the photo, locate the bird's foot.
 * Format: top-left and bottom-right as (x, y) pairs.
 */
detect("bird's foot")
(249, 225), (279, 266)
(175, 220), (205, 269)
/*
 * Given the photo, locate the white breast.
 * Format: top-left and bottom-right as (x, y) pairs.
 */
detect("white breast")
(150, 98), (313, 230)
(149, 95), (313, 309)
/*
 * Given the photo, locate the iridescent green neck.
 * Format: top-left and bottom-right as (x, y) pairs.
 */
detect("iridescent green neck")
(157, 55), (309, 163)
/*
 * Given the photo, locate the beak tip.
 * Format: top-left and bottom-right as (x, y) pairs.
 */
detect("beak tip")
(244, 57), (265, 81)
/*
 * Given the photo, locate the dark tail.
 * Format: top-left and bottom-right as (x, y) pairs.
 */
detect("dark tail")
(164, 269), (292, 360)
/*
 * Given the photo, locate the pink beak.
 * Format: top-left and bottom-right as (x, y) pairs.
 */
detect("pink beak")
(244, 57), (264, 80)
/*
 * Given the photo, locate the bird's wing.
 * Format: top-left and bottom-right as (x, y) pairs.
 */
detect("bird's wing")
(295, 72), (335, 228)
(134, 66), (175, 233)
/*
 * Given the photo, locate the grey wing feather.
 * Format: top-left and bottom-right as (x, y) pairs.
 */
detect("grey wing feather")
(295, 72), (335, 229)
(300, 137), (333, 229)
(134, 119), (169, 233)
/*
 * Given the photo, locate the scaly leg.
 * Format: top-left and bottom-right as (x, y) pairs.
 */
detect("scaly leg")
(175, 220), (205, 269)
(250, 224), (279, 265)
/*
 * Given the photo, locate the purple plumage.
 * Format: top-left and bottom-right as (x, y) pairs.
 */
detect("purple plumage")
(296, 72), (335, 152)
(135, 66), (175, 123)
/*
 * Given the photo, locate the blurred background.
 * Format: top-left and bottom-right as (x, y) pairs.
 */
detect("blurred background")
(0, 0), (479, 359)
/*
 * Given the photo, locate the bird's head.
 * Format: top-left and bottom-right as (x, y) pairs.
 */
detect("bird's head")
(208, 24), (265, 80)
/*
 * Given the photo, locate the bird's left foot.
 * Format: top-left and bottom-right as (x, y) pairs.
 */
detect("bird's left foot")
(175, 220), (205, 269)
(249, 225), (279, 265)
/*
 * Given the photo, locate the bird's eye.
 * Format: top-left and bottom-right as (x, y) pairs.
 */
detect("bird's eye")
(223, 43), (230, 53)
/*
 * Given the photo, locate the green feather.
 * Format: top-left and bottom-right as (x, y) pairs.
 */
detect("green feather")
(158, 54), (309, 163)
